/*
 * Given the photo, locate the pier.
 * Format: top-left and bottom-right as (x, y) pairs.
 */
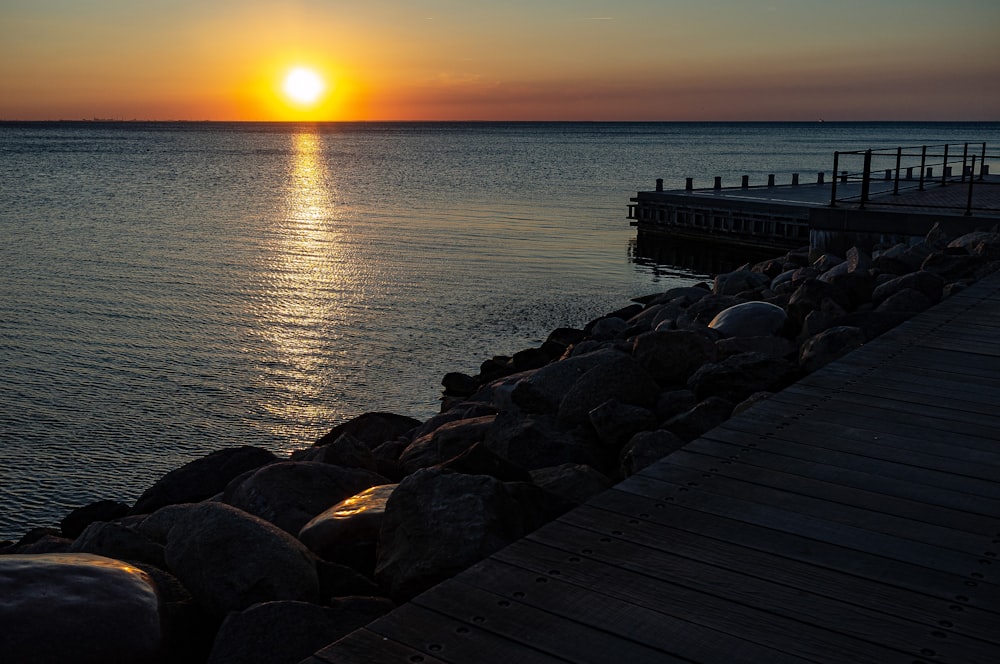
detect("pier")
(307, 273), (1000, 662)
(629, 142), (1000, 254)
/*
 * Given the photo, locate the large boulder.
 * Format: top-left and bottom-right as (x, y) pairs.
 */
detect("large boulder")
(60, 500), (130, 539)
(223, 461), (388, 535)
(619, 430), (687, 476)
(556, 355), (659, 427)
(435, 442), (533, 482)
(588, 399), (658, 449)
(484, 412), (599, 470)
(290, 432), (378, 472)
(787, 279), (852, 324)
(707, 301), (788, 338)
(875, 289), (934, 316)
(314, 412), (420, 448)
(529, 463), (612, 505)
(130, 446), (277, 515)
(398, 415), (497, 475)
(948, 231), (1000, 259)
(68, 520), (166, 568)
(871, 270), (944, 307)
(632, 329), (718, 387)
(164, 502), (319, 616)
(206, 598), (394, 664)
(375, 468), (525, 599)
(799, 326), (866, 373)
(298, 484), (397, 573)
(920, 252), (987, 281)
(663, 397), (734, 442)
(713, 269), (770, 296)
(675, 294), (745, 329)
(688, 352), (796, 403)
(507, 348), (624, 413)
(0, 553), (163, 664)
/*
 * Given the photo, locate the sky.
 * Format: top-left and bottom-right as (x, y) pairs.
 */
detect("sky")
(1, 0), (998, 121)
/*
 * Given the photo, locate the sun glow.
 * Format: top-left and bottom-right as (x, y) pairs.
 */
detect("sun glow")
(283, 67), (326, 106)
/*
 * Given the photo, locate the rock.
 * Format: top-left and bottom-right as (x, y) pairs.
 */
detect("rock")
(298, 484), (397, 573)
(556, 354), (659, 427)
(11, 534), (73, 554)
(131, 446), (277, 515)
(60, 499), (130, 539)
(436, 442), (533, 482)
(799, 326), (866, 373)
(0, 553), (162, 664)
(206, 598), (394, 664)
(375, 468), (525, 599)
(485, 412), (598, 470)
(590, 316), (628, 340)
(733, 391), (773, 416)
(872, 243), (919, 274)
(165, 502), (319, 617)
(948, 231), (1000, 259)
(921, 252), (987, 281)
(871, 270), (944, 307)
(688, 352), (796, 403)
(68, 520), (166, 568)
(707, 301), (788, 338)
(316, 559), (383, 599)
(874, 288), (933, 315)
(398, 414), (497, 475)
(632, 329), (718, 386)
(832, 310), (911, 341)
(819, 268), (876, 310)
(641, 285), (711, 306)
(588, 399), (658, 449)
(675, 294), (745, 329)
(654, 389), (698, 421)
(291, 432), (378, 471)
(224, 461), (388, 535)
(136, 503), (196, 544)
(619, 430), (686, 476)
(844, 246), (874, 273)
(508, 348), (623, 413)
(787, 279), (852, 324)
(512, 347), (552, 372)
(812, 253), (844, 272)
(441, 371), (480, 396)
(314, 412), (421, 449)
(716, 335), (794, 360)
(664, 397), (734, 442)
(529, 463), (612, 505)
(714, 269), (770, 296)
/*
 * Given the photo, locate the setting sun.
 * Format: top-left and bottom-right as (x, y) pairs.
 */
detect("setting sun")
(283, 67), (326, 106)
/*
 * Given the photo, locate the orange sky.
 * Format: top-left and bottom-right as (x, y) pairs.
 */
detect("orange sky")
(1, 1), (998, 121)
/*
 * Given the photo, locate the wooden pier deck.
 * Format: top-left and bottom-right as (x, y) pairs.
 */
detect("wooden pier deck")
(307, 273), (1000, 664)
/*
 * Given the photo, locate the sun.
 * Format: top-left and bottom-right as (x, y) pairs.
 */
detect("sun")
(283, 67), (326, 106)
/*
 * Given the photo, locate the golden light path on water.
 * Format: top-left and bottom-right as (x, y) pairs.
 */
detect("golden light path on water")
(253, 129), (347, 450)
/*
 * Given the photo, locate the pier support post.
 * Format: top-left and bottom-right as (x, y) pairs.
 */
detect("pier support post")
(792, 173), (799, 186)
(741, 175), (749, 189)
(767, 174), (775, 187)
(906, 167), (913, 180)
(685, 178), (693, 191)
(713, 176), (722, 190)
(817, 172), (825, 184)
(656, 178), (663, 192)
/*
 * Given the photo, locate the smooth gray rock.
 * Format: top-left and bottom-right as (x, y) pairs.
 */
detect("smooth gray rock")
(948, 231), (1000, 259)
(664, 397), (734, 442)
(131, 446), (277, 515)
(399, 414), (497, 475)
(69, 520), (166, 568)
(619, 430), (686, 476)
(529, 463), (612, 505)
(875, 288), (933, 315)
(291, 432), (378, 472)
(485, 412), (599, 470)
(688, 352), (796, 403)
(0, 553), (162, 664)
(436, 442), (533, 482)
(223, 461), (388, 535)
(675, 294), (745, 329)
(799, 326), (866, 373)
(588, 399), (658, 449)
(207, 598), (393, 664)
(375, 468), (524, 599)
(714, 269), (770, 296)
(733, 391), (773, 416)
(632, 329), (718, 386)
(165, 502), (319, 617)
(556, 355), (659, 427)
(708, 301), (788, 338)
(314, 412), (421, 448)
(298, 484), (397, 572)
(871, 270), (944, 306)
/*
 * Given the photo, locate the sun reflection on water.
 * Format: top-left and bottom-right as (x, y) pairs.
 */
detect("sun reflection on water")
(252, 129), (348, 450)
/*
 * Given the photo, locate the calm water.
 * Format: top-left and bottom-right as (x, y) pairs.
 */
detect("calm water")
(2, 121), (998, 539)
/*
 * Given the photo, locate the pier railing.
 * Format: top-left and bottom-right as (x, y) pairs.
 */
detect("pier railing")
(829, 142), (996, 215)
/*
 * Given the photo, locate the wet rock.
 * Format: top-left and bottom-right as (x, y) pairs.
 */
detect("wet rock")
(314, 412), (421, 449)
(224, 461), (388, 535)
(528, 463), (612, 505)
(131, 446), (278, 516)
(61, 499), (130, 539)
(0, 553), (162, 664)
(708, 301), (788, 338)
(799, 326), (866, 373)
(298, 484), (397, 572)
(688, 352), (796, 403)
(375, 468), (525, 600)
(588, 399), (658, 449)
(556, 354), (659, 427)
(664, 397), (734, 442)
(619, 430), (686, 476)
(69, 520), (166, 568)
(165, 502), (319, 617)
(399, 414), (497, 475)
(632, 329), (718, 386)
(207, 598), (394, 664)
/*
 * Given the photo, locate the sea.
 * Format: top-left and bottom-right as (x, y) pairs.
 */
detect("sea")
(2, 121), (998, 540)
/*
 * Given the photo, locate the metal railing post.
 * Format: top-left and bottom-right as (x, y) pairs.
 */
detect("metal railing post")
(966, 156), (977, 216)
(859, 149), (872, 209)
(961, 143), (969, 182)
(829, 151), (839, 206)
(940, 144), (949, 186)
(981, 142), (988, 180)
(918, 146), (927, 191)
(893, 146), (902, 195)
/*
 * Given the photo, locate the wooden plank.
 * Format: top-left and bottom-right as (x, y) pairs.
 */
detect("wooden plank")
(508, 526), (1000, 661)
(700, 426), (1000, 505)
(716, 414), (1000, 481)
(363, 601), (571, 664)
(614, 475), (996, 582)
(584, 489), (1000, 615)
(413, 568), (694, 664)
(665, 444), (1000, 535)
(796, 363), (1000, 399)
(545, 512), (1000, 644)
(310, 628), (451, 664)
(782, 379), (1000, 417)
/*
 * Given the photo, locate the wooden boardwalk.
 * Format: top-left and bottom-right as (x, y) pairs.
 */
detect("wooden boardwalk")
(308, 274), (1000, 664)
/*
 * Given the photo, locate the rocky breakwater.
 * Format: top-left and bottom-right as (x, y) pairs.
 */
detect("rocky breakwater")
(2, 223), (999, 664)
